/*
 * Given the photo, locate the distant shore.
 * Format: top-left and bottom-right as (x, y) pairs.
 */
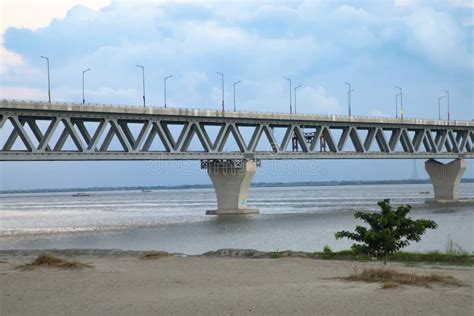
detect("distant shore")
(2, 178), (473, 195)
(1, 248), (473, 315)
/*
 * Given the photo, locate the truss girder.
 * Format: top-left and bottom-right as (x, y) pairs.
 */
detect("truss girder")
(0, 111), (472, 160)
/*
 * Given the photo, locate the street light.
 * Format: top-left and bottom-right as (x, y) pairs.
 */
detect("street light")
(40, 56), (51, 103)
(136, 65), (145, 107)
(294, 85), (302, 114)
(443, 90), (450, 122)
(344, 82), (354, 116)
(395, 93), (399, 118)
(395, 93), (400, 118)
(82, 68), (91, 105)
(164, 75), (172, 108)
(284, 77), (292, 114)
(216, 72), (224, 112)
(438, 96), (444, 120)
(233, 80), (241, 112)
(395, 86), (403, 119)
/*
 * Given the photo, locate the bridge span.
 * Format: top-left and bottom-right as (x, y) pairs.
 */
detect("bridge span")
(1, 100), (473, 214)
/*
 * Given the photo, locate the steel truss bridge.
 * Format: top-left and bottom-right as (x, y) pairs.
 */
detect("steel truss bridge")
(0, 100), (473, 161)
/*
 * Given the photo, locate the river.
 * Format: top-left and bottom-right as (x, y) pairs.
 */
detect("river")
(1, 183), (473, 254)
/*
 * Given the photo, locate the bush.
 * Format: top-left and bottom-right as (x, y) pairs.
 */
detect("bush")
(270, 250), (283, 259)
(321, 245), (333, 259)
(335, 199), (438, 264)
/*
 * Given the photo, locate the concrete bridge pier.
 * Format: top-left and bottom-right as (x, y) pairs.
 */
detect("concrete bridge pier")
(203, 159), (259, 215)
(425, 158), (466, 203)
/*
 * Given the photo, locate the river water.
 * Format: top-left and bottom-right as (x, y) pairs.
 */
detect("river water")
(1, 184), (473, 254)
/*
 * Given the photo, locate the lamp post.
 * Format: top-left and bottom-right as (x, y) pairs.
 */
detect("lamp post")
(284, 77), (292, 114)
(216, 72), (224, 112)
(82, 68), (91, 105)
(136, 65), (145, 107)
(395, 93), (399, 118)
(233, 80), (241, 112)
(443, 90), (450, 122)
(294, 85), (302, 114)
(164, 75), (172, 108)
(438, 96), (444, 120)
(40, 56), (51, 103)
(344, 82), (354, 116)
(395, 86), (403, 119)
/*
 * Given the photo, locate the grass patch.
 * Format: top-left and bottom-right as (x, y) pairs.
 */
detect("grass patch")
(391, 251), (474, 266)
(346, 267), (463, 288)
(381, 282), (399, 289)
(314, 249), (372, 261)
(446, 238), (470, 256)
(140, 251), (172, 260)
(270, 251), (284, 259)
(19, 253), (92, 270)
(314, 249), (473, 266)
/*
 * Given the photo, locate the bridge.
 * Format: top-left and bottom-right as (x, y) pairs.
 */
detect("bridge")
(1, 100), (473, 214)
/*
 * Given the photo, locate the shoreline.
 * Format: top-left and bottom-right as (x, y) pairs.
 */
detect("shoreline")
(3, 179), (473, 195)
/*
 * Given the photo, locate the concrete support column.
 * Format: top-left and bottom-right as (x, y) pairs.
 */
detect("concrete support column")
(204, 160), (259, 215)
(425, 158), (466, 203)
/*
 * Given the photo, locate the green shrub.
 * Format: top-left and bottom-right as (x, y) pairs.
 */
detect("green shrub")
(335, 199), (438, 264)
(270, 250), (283, 259)
(321, 245), (333, 259)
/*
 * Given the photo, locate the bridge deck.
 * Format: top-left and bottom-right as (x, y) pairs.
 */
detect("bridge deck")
(3, 100), (473, 127)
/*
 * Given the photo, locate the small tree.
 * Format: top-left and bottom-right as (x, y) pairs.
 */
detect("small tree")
(335, 199), (438, 264)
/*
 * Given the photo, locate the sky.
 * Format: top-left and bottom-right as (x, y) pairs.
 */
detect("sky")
(0, 0), (473, 190)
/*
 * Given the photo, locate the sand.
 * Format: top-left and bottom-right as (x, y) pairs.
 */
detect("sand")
(1, 253), (473, 315)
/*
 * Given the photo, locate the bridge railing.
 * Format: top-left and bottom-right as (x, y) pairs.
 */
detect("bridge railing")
(2, 98), (466, 125)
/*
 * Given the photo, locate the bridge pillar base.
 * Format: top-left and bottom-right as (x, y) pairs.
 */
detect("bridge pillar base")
(425, 158), (466, 203)
(205, 208), (259, 215)
(203, 159), (259, 215)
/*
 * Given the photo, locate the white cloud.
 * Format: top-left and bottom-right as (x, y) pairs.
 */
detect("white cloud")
(404, 7), (472, 70)
(0, 0), (110, 35)
(0, 0), (111, 95)
(0, 46), (22, 75)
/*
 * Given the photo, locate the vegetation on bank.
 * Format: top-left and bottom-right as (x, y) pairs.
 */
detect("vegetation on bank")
(335, 199), (438, 264)
(345, 267), (464, 289)
(140, 251), (172, 259)
(205, 247), (473, 266)
(268, 199), (471, 266)
(314, 248), (474, 266)
(18, 253), (92, 270)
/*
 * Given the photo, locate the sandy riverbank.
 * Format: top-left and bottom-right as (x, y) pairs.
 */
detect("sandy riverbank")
(1, 250), (473, 315)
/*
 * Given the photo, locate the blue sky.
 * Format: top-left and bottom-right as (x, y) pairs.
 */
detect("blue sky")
(0, 0), (473, 190)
